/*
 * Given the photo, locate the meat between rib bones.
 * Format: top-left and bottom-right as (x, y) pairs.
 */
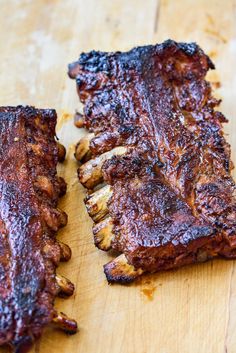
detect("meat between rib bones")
(69, 40), (236, 283)
(0, 106), (77, 352)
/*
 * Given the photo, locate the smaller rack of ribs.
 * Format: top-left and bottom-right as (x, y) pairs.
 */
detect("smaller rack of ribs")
(0, 106), (77, 352)
(69, 40), (236, 284)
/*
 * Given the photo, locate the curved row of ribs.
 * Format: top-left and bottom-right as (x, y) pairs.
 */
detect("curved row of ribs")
(0, 106), (77, 352)
(69, 40), (236, 283)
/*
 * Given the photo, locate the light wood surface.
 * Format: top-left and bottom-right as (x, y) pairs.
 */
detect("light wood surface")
(0, 1), (236, 352)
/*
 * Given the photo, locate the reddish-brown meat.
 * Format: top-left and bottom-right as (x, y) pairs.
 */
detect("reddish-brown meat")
(69, 40), (236, 282)
(0, 106), (77, 352)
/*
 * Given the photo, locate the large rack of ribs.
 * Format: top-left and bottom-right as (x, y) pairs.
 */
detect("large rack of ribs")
(69, 40), (236, 284)
(0, 106), (77, 352)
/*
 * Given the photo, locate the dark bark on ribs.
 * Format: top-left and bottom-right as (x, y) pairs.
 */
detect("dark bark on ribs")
(0, 106), (77, 352)
(69, 40), (236, 282)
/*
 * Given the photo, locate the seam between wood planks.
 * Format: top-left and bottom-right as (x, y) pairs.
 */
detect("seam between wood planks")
(224, 262), (235, 353)
(153, 0), (161, 34)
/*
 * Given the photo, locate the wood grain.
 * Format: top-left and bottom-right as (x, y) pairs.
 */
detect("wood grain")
(0, 0), (236, 352)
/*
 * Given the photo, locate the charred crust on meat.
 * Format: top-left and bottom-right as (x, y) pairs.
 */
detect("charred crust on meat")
(0, 106), (76, 351)
(69, 40), (235, 283)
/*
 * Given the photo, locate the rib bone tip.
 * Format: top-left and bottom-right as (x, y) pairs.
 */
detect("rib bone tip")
(53, 312), (78, 334)
(59, 241), (72, 262)
(104, 254), (144, 284)
(57, 142), (66, 162)
(75, 133), (94, 162)
(85, 185), (112, 223)
(78, 146), (127, 189)
(74, 112), (85, 128)
(56, 274), (75, 297)
(93, 217), (114, 251)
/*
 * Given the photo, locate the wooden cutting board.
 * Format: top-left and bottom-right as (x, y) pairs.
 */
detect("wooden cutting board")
(0, 1), (236, 352)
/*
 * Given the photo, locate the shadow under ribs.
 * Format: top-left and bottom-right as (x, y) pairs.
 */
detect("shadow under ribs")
(0, 106), (77, 353)
(69, 40), (236, 283)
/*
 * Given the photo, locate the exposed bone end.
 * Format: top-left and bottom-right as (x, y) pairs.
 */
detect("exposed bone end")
(78, 161), (103, 190)
(57, 176), (67, 197)
(104, 254), (144, 284)
(58, 211), (68, 228)
(43, 207), (68, 231)
(56, 274), (75, 297)
(57, 142), (66, 162)
(93, 217), (114, 251)
(34, 174), (66, 205)
(79, 146), (127, 189)
(74, 111), (85, 128)
(74, 133), (94, 162)
(85, 185), (112, 223)
(53, 312), (78, 334)
(68, 61), (80, 79)
(59, 241), (72, 262)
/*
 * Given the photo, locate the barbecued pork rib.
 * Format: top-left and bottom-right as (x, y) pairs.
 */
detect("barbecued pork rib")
(0, 106), (77, 353)
(69, 40), (236, 283)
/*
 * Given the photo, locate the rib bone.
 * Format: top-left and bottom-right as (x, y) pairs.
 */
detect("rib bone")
(59, 241), (72, 262)
(56, 274), (75, 297)
(85, 185), (112, 223)
(93, 217), (114, 250)
(53, 312), (78, 334)
(104, 254), (144, 284)
(74, 111), (85, 128)
(42, 207), (68, 231)
(57, 142), (66, 162)
(57, 176), (67, 197)
(75, 133), (94, 162)
(79, 146), (127, 189)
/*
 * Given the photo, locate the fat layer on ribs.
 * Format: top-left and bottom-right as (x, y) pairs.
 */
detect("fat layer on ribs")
(0, 106), (77, 353)
(69, 40), (236, 283)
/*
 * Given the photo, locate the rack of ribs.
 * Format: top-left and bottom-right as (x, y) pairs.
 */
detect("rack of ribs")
(0, 106), (77, 352)
(69, 40), (236, 284)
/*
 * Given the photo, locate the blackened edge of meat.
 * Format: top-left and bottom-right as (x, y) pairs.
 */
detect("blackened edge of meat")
(0, 106), (73, 352)
(68, 39), (214, 79)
